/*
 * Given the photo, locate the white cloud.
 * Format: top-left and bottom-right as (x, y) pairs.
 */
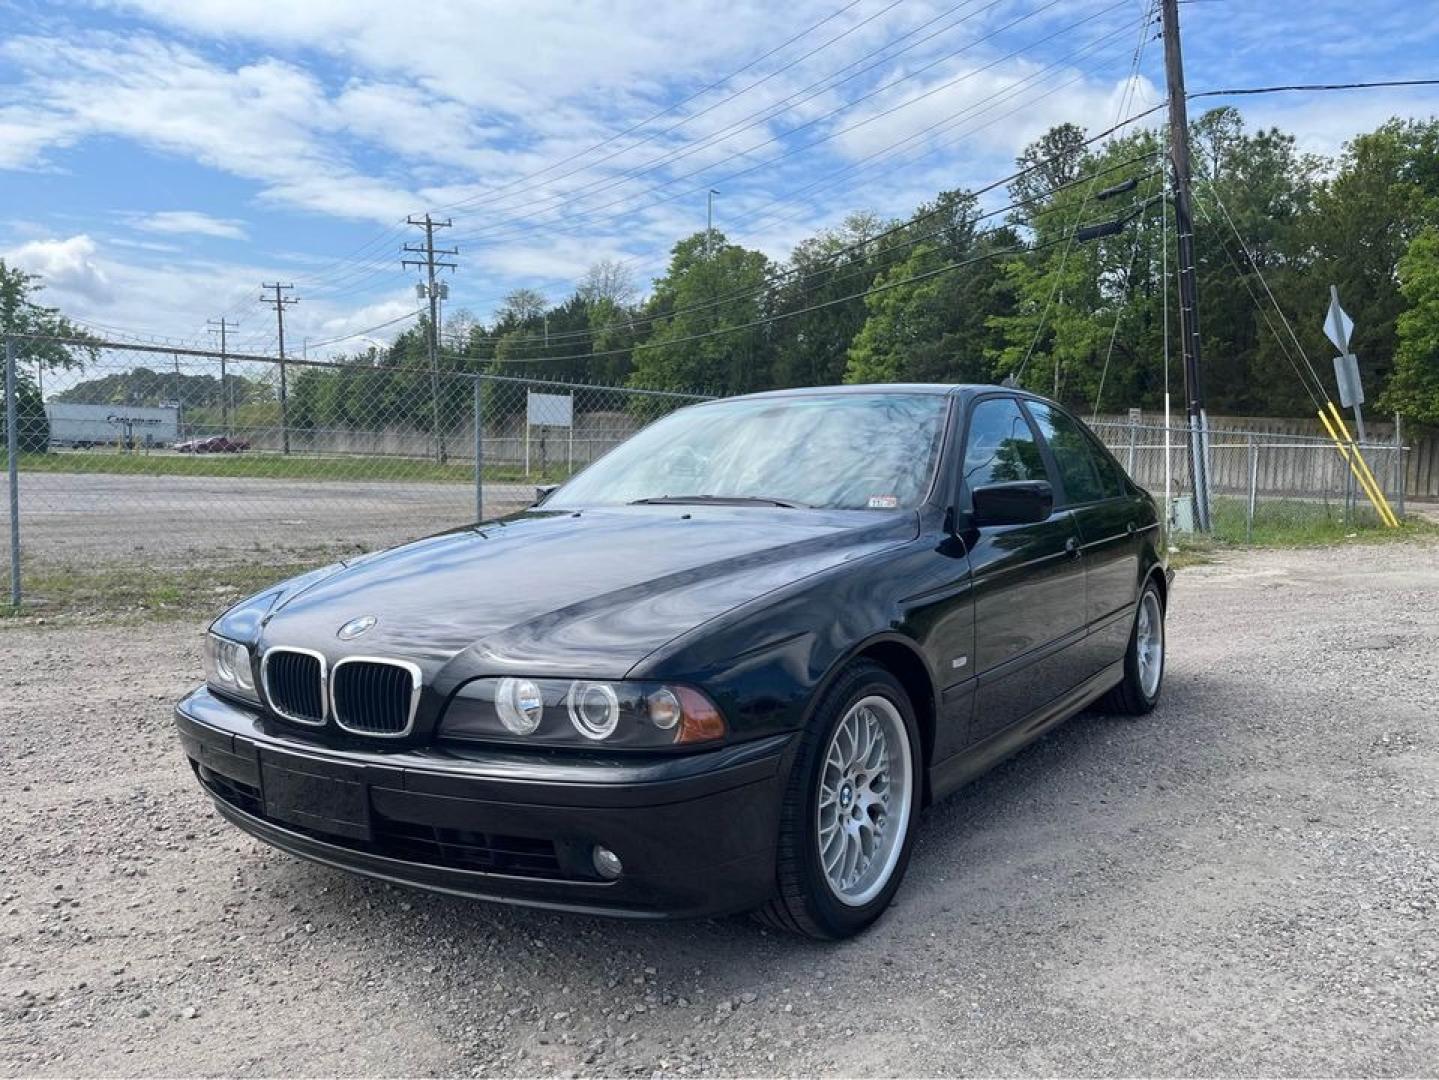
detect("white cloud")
(132, 210), (249, 240)
(5, 235), (114, 304)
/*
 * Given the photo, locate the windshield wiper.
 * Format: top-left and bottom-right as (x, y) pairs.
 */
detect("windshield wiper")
(628, 494), (810, 509)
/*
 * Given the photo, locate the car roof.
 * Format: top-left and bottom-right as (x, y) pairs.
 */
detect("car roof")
(714, 383), (1042, 404)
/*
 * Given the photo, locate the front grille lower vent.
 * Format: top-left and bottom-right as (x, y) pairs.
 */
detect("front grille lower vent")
(332, 658), (418, 737)
(262, 649), (326, 725)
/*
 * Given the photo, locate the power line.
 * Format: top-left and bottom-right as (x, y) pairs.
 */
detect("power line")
(445, 0), (1011, 229)
(277, 0), (876, 292)
(441, 154), (1160, 353)
(1190, 78), (1439, 101)
(419, 17), (1144, 318)
(438, 0), (902, 219)
(279, 2), (1146, 311)
(452, 0), (1120, 250)
(443, 229), (1082, 368)
(429, 0), (876, 215)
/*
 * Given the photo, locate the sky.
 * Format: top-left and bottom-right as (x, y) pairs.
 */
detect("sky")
(1, 0), (1436, 359)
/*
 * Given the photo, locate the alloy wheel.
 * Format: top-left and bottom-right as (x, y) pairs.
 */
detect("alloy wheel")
(815, 694), (913, 907)
(1137, 589), (1164, 698)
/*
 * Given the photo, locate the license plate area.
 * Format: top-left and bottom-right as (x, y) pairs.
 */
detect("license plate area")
(261, 757), (372, 842)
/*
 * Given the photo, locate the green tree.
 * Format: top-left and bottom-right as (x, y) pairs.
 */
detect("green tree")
(1383, 226), (1439, 425)
(629, 232), (774, 395)
(990, 129), (1165, 410)
(0, 260), (95, 374)
(845, 191), (1017, 385)
(1302, 119), (1439, 410)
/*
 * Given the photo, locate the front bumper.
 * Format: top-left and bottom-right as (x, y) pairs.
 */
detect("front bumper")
(175, 687), (791, 919)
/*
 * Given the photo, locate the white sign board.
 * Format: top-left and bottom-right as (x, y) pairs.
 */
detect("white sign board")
(526, 391), (573, 428)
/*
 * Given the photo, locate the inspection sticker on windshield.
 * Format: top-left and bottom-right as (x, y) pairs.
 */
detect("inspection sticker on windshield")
(867, 495), (899, 509)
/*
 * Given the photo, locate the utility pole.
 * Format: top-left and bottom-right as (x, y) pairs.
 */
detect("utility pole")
(206, 316), (235, 434)
(403, 213), (457, 463)
(260, 284), (298, 453)
(1160, 0), (1212, 532)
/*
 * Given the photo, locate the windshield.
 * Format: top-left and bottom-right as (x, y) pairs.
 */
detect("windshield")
(548, 392), (949, 511)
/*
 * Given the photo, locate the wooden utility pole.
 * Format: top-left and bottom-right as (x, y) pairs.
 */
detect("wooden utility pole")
(403, 214), (457, 462)
(206, 316), (235, 434)
(261, 284), (298, 454)
(1160, 0), (1213, 531)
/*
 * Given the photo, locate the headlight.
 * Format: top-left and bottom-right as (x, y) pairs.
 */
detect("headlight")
(441, 678), (725, 748)
(204, 633), (260, 705)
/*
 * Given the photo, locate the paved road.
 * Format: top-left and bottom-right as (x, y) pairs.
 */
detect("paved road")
(0, 542), (1436, 1076)
(1, 471), (534, 565)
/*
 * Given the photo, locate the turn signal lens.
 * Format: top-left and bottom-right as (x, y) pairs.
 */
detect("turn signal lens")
(646, 687), (682, 730)
(675, 686), (726, 744)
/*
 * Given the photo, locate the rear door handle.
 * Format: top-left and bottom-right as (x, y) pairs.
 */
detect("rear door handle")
(1126, 521), (1137, 535)
(1064, 536), (1081, 557)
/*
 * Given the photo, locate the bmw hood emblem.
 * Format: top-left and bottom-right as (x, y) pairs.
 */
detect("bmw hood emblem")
(337, 614), (378, 640)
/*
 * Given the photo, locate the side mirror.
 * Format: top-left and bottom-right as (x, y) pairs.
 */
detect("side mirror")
(970, 480), (1053, 527)
(534, 483), (560, 506)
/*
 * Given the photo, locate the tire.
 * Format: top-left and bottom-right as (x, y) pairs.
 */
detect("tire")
(755, 661), (921, 940)
(1100, 577), (1165, 716)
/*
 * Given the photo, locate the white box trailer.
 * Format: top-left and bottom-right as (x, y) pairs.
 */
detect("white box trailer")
(46, 402), (179, 448)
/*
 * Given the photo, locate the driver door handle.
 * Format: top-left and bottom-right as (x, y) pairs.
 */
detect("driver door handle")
(1064, 535), (1081, 558)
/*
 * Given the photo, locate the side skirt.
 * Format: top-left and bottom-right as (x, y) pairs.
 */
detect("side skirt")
(926, 660), (1124, 803)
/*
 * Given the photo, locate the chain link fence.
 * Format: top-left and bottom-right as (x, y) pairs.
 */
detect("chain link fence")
(0, 335), (1425, 610)
(1089, 415), (1409, 541)
(1, 336), (707, 603)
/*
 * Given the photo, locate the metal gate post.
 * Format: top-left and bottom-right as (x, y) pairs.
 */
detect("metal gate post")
(1246, 434), (1257, 543)
(5, 337), (20, 609)
(472, 375), (484, 523)
(1394, 412), (1405, 521)
(1126, 412), (1137, 477)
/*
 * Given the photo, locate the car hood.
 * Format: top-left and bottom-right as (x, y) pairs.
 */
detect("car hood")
(251, 506), (915, 679)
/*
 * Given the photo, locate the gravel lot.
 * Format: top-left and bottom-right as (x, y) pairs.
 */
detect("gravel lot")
(2, 472), (533, 565)
(1, 541), (1436, 1077)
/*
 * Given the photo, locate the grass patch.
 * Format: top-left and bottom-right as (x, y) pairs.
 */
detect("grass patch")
(1, 556), (332, 625)
(2, 449), (574, 485)
(1207, 495), (1435, 547)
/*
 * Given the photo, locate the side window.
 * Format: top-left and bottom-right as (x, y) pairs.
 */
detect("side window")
(961, 397), (1050, 496)
(1025, 402), (1124, 503)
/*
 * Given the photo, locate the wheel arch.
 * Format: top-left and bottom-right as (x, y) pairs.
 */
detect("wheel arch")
(806, 633), (939, 805)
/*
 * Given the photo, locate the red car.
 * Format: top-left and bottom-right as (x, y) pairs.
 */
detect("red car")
(174, 436), (250, 453)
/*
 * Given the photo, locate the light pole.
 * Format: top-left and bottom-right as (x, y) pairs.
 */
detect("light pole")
(706, 189), (719, 258)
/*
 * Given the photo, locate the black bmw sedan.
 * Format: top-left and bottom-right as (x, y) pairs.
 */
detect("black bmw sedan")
(176, 385), (1170, 939)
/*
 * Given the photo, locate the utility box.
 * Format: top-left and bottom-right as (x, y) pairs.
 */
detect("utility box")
(1171, 494), (1196, 534)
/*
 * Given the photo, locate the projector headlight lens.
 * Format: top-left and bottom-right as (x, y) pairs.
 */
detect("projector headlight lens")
(495, 677), (545, 735)
(567, 681), (621, 740)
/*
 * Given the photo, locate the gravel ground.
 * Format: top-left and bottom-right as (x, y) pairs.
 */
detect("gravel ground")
(1, 472), (533, 565)
(1, 541), (1435, 1077)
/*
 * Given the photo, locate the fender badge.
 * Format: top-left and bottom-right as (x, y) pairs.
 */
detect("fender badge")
(337, 615), (378, 640)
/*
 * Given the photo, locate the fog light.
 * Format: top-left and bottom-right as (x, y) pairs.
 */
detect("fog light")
(592, 845), (623, 881)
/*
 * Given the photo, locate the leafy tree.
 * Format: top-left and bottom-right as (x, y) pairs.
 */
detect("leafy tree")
(769, 212), (888, 388)
(1302, 119), (1439, 408)
(0, 260), (95, 374)
(846, 192), (1018, 386)
(990, 130), (1164, 409)
(1383, 226), (1439, 425)
(629, 232), (774, 395)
